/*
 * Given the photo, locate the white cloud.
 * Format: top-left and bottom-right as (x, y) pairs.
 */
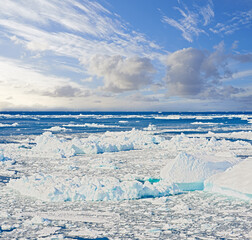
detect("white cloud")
(0, 57), (92, 107)
(162, 0), (214, 42)
(0, 0), (160, 60)
(199, 1), (214, 26)
(230, 70), (252, 80)
(83, 55), (155, 92)
(210, 9), (252, 35)
(128, 93), (160, 102)
(165, 48), (206, 95)
(164, 45), (243, 99)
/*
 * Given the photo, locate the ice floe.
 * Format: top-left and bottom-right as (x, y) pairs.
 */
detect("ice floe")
(160, 152), (234, 191)
(204, 158), (252, 200)
(191, 122), (219, 125)
(7, 174), (178, 201)
(63, 123), (119, 128)
(44, 126), (67, 132)
(143, 124), (157, 131)
(32, 130), (163, 157)
(0, 122), (19, 127)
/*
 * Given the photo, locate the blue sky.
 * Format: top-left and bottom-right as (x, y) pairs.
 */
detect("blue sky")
(0, 0), (251, 111)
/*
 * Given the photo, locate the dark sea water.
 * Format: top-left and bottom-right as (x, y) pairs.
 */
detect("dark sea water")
(0, 111), (251, 137)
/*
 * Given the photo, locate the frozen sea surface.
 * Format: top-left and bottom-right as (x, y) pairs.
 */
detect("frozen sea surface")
(0, 111), (252, 239)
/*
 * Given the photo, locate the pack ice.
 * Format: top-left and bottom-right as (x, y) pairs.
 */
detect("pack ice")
(6, 131), (252, 201)
(159, 134), (252, 199)
(8, 174), (179, 202)
(160, 152), (233, 191)
(32, 130), (163, 157)
(205, 158), (252, 200)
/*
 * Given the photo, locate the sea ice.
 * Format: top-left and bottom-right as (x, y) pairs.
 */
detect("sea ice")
(204, 158), (252, 200)
(44, 126), (67, 132)
(32, 129), (164, 157)
(160, 152), (233, 191)
(0, 150), (4, 161)
(63, 123), (119, 128)
(143, 124), (157, 131)
(7, 174), (177, 201)
(0, 150), (15, 166)
(0, 122), (19, 127)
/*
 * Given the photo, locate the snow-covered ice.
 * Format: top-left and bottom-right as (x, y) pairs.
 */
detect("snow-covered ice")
(205, 158), (252, 200)
(8, 174), (178, 201)
(160, 152), (233, 191)
(32, 129), (163, 157)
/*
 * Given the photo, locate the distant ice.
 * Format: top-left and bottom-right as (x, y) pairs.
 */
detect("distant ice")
(155, 115), (181, 120)
(159, 134), (250, 156)
(206, 131), (252, 140)
(44, 126), (67, 132)
(63, 123), (119, 128)
(0, 122), (19, 127)
(143, 124), (157, 131)
(32, 129), (163, 157)
(191, 122), (219, 125)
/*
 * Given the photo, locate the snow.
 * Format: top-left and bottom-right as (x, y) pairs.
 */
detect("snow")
(0, 150), (15, 166)
(204, 158), (252, 200)
(8, 174), (177, 201)
(160, 152), (233, 191)
(32, 129), (164, 157)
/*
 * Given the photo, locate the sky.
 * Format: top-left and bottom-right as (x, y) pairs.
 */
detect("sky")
(0, 0), (251, 111)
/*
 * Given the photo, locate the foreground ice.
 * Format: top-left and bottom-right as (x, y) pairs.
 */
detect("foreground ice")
(160, 152), (233, 191)
(8, 174), (180, 201)
(205, 158), (252, 200)
(0, 150), (15, 166)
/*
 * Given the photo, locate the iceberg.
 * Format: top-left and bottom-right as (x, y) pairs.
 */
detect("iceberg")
(7, 174), (178, 202)
(204, 158), (252, 200)
(160, 152), (234, 191)
(32, 130), (164, 157)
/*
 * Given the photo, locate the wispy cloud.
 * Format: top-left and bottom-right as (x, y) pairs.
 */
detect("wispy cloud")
(0, 0), (163, 104)
(0, 0), (160, 60)
(210, 9), (252, 34)
(162, 0), (214, 42)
